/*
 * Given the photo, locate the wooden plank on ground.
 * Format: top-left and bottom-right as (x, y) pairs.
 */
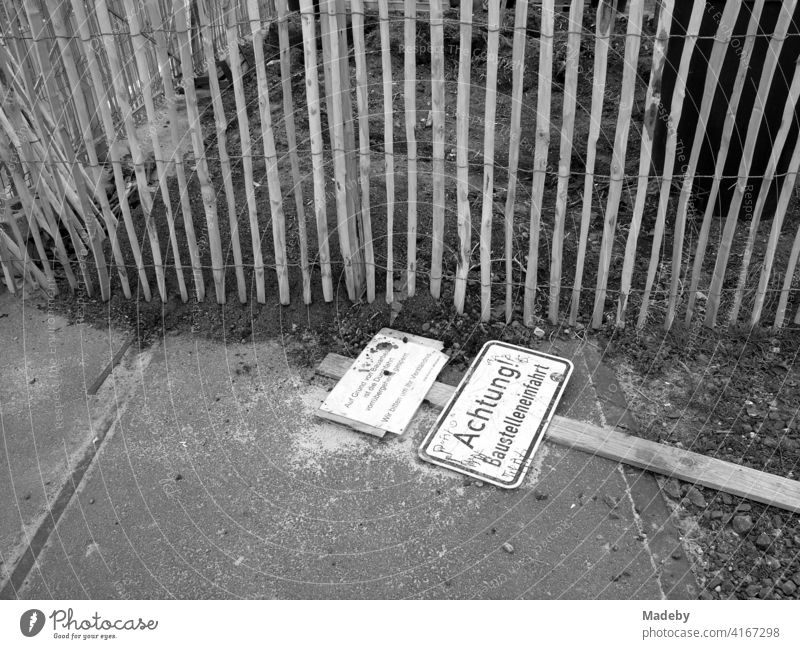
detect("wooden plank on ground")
(318, 352), (800, 513)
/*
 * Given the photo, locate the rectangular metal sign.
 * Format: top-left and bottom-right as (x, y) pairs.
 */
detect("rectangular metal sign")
(419, 341), (573, 488)
(319, 330), (448, 436)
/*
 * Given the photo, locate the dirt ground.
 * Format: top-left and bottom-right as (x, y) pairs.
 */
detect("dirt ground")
(43, 7), (800, 600)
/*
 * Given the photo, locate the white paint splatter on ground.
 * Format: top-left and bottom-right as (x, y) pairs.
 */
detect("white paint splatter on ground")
(284, 381), (549, 489)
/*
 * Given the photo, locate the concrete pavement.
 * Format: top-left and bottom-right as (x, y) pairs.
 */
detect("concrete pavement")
(0, 290), (127, 591)
(1, 294), (696, 599)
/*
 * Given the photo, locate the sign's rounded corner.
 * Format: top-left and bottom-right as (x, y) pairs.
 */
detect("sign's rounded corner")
(495, 474), (525, 490)
(481, 339), (502, 353)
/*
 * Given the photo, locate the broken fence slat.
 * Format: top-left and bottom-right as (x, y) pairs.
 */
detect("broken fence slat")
(317, 353), (800, 514)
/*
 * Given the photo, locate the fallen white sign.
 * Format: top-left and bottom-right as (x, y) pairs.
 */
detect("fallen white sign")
(419, 341), (573, 488)
(318, 329), (448, 437)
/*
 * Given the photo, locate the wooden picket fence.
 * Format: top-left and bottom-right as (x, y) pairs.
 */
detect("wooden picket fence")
(1, 0), (800, 330)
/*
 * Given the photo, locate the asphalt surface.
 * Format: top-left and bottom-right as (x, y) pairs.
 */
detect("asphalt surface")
(0, 291), (127, 590)
(0, 294), (696, 599)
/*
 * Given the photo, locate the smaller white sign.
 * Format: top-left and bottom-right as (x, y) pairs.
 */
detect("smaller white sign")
(319, 331), (448, 435)
(419, 341), (573, 488)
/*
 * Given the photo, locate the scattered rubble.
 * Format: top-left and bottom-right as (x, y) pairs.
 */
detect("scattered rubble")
(732, 515), (753, 535)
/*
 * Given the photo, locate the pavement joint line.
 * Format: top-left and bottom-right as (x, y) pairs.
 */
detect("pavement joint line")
(585, 347), (668, 599)
(617, 464), (668, 600)
(87, 335), (136, 396)
(583, 344), (697, 599)
(0, 346), (149, 599)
